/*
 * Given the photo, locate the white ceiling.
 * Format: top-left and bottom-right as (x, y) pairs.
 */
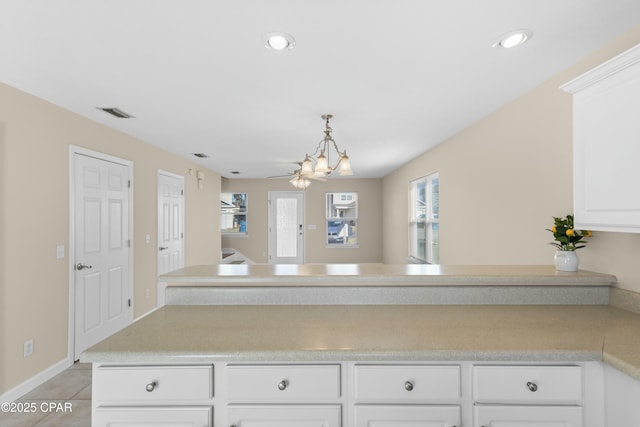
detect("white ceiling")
(2, 1), (640, 179)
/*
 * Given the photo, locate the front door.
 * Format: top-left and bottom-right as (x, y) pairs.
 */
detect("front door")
(268, 191), (304, 264)
(156, 171), (184, 306)
(72, 150), (132, 359)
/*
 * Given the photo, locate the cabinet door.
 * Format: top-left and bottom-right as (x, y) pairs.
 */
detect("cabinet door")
(474, 405), (582, 427)
(562, 43), (640, 233)
(93, 406), (212, 427)
(227, 405), (341, 427)
(355, 405), (460, 427)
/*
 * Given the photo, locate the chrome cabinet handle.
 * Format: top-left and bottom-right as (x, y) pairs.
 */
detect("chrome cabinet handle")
(145, 381), (157, 392)
(75, 263), (92, 271)
(526, 381), (538, 392)
(404, 380), (414, 391)
(278, 379), (289, 391)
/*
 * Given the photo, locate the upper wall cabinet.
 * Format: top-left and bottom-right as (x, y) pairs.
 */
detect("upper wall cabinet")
(562, 43), (640, 233)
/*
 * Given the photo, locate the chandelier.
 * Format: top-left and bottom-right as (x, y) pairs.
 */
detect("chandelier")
(299, 114), (353, 181)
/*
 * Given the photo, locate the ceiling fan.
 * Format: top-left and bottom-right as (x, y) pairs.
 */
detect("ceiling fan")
(268, 164), (326, 189)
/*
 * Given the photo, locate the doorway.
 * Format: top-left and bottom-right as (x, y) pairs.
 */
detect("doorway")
(156, 171), (184, 306)
(69, 147), (133, 360)
(268, 191), (304, 264)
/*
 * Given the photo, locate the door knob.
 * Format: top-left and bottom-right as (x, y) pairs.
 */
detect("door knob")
(159, 247), (169, 251)
(75, 263), (92, 271)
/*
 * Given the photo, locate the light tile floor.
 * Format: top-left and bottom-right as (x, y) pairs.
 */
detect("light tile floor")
(0, 363), (92, 427)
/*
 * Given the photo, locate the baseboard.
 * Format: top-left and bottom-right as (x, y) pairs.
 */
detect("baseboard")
(0, 358), (70, 403)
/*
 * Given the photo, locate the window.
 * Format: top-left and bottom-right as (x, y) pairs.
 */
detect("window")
(409, 173), (439, 263)
(326, 192), (358, 246)
(221, 192), (247, 236)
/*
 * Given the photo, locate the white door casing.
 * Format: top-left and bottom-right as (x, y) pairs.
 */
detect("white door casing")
(156, 171), (184, 307)
(268, 191), (304, 264)
(70, 147), (133, 360)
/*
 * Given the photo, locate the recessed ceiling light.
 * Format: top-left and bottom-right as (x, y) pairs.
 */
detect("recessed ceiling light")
(265, 32), (296, 51)
(494, 29), (532, 49)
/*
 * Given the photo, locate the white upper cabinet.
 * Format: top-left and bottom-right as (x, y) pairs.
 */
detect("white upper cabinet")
(562, 43), (640, 233)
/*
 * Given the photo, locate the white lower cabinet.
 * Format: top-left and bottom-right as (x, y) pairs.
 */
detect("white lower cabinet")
(472, 365), (584, 427)
(94, 406), (213, 427)
(92, 364), (214, 427)
(227, 405), (341, 427)
(355, 405), (461, 427)
(474, 405), (582, 427)
(92, 362), (601, 426)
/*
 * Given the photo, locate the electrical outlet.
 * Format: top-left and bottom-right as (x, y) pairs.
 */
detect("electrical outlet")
(23, 339), (34, 358)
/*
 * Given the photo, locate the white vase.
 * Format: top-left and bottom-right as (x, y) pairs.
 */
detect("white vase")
(554, 250), (579, 272)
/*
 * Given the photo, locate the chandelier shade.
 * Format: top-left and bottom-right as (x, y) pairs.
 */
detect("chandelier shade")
(294, 114), (353, 188)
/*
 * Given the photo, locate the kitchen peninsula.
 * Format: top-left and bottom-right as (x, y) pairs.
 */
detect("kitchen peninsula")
(83, 264), (640, 427)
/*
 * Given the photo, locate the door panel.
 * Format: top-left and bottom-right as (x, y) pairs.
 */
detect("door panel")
(157, 171), (185, 306)
(268, 191), (304, 264)
(73, 152), (132, 359)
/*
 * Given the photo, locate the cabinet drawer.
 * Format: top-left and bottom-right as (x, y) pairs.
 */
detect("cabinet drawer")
(226, 364), (341, 401)
(473, 365), (582, 404)
(474, 404), (582, 427)
(93, 406), (212, 427)
(355, 405), (461, 427)
(93, 365), (213, 403)
(354, 365), (460, 402)
(227, 405), (341, 427)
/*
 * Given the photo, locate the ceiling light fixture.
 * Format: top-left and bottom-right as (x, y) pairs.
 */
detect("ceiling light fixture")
(494, 29), (532, 49)
(265, 32), (296, 51)
(297, 114), (353, 187)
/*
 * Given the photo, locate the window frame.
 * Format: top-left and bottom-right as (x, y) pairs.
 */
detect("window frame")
(325, 192), (358, 248)
(221, 192), (248, 237)
(409, 173), (439, 264)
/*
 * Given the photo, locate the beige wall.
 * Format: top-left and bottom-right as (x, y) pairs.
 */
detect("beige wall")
(222, 178), (383, 264)
(0, 82), (221, 395)
(383, 25), (640, 293)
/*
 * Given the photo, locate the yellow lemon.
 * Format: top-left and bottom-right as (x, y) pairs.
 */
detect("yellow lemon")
(566, 229), (575, 237)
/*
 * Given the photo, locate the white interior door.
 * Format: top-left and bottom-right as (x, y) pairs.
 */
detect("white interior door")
(156, 171), (184, 306)
(268, 191), (304, 264)
(72, 150), (132, 359)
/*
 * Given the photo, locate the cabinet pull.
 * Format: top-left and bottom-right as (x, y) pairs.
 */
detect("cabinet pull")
(526, 381), (538, 392)
(277, 379), (289, 391)
(404, 380), (414, 391)
(145, 381), (157, 392)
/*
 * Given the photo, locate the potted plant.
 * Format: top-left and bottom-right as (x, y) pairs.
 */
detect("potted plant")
(547, 214), (591, 271)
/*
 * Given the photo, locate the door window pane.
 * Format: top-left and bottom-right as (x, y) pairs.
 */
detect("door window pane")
(276, 198), (298, 257)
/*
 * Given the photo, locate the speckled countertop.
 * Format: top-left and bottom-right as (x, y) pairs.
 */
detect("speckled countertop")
(84, 265), (640, 381)
(81, 304), (640, 381)
(159, 264), (617, 286)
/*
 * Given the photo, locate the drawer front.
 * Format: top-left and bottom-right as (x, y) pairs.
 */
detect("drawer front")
(226, 364), (341, 401)
(94, 365), (213, 403)
(227, 405), (341, 427)
(473, 365), (582, 404)
(354, 365), (460, 402)
(474, 405), (583, 427)
(355, 405), (460, 427)
(93, 406), (212, 427)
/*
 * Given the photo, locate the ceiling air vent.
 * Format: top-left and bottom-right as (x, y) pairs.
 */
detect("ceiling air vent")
(97, 107), (135, 119)
(193, 153), (209, 158)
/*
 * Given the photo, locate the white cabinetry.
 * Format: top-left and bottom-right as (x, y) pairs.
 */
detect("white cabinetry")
(353, 365), (461, 427)
(562, 43), (640, 233)
(225, 364), (342, 427)
(92, 365), (214, 427)
(91, 361), (602, 426)
(472, 365), (583, 427)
